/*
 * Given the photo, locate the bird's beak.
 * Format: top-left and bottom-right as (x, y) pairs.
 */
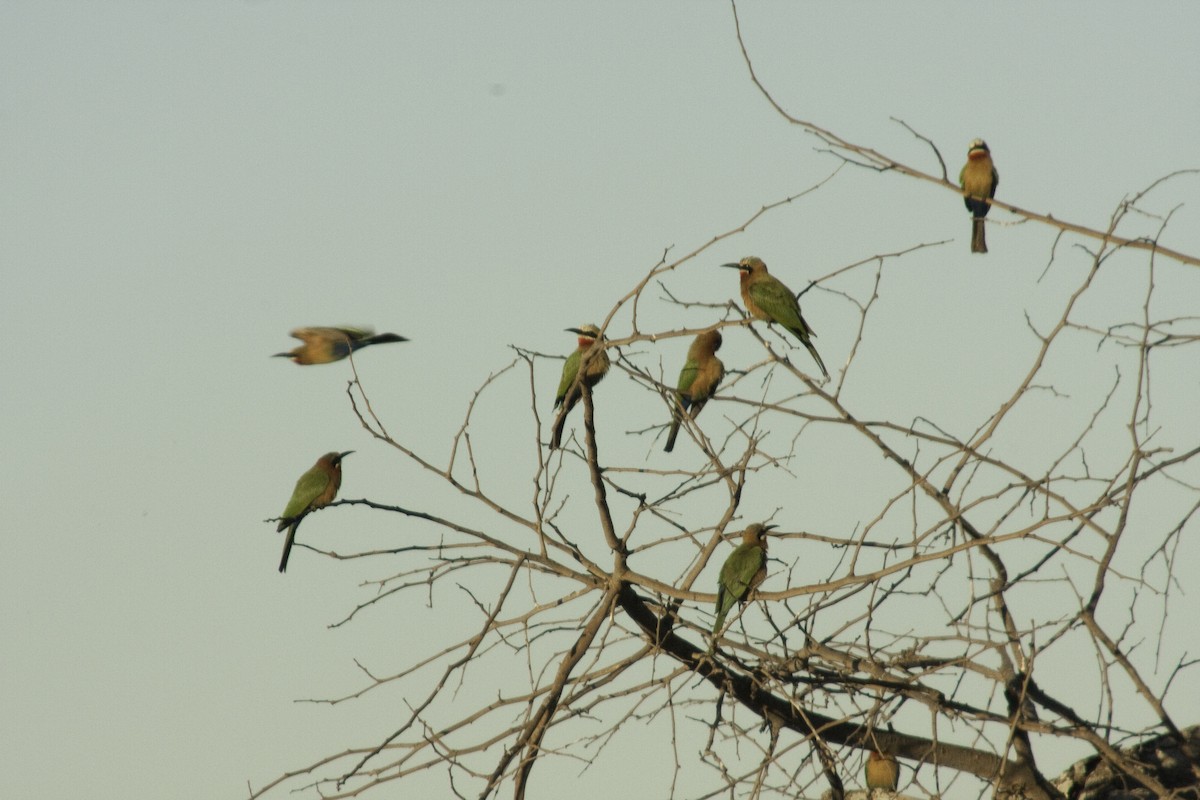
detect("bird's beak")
(271, 352), (290, 358)
(763, 524), (778, 532)
(565, 327), (584, 335)
(339, 450), (355, 458)
(720, 262), (742, 270)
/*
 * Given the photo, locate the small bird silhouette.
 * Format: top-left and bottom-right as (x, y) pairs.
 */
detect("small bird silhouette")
(273, 326), (408, 365)
(713, 523), (773, 635)
(722, 257), (828, 378)
(550, 324), (610, 450)
(276, 450), (352, 572)
(959, 139), (999, 254)
(664, 329), (725, 453)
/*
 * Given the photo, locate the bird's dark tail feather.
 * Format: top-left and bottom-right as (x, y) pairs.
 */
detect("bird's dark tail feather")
(712, 598), (731, 636)
(971, 218), (988, 254)
(549, 394), (581, 450)
(664, 416), (681, 453)
(549, 411), (567, 450)
(362, 332), (409, 347)
(803, 340), (830, 379)
(279, 523), (298, 573)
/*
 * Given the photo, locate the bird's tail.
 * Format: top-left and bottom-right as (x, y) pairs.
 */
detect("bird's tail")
(802, 338), (829, 379)
(712, 590), (734, 635)
(279, 522), (298, 573)
(664, 400), (685, 453)
(664, 419), (681, 453)
(549, 409), (568, 450)
(712, 606), (729, 636)
(971, 218), (988, 254)
(361, 332), (409, 348)
(550, 393), (583, 450)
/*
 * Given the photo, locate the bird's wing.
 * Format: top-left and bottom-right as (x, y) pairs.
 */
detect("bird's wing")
(280, 466), (330, 520)
(748, 280), (809, 336)
(719, 544), (765, 601)
(991, 167), (999, 196)
(291, 326), (373, 343)
(675, 359), (699, 407)
(554, 350), (582, 407)
(330, 326), (374, 342)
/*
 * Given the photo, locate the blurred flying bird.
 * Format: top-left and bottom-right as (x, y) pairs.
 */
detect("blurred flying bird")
(273, 326), (408, 365)
(722, 257), (828, 378)
(959, 138), (999, 254)
(550, 324), (610, 450)
(275, 450), (352, 572)
(664, 329), (725, 453)
(712, 523), (773, 635)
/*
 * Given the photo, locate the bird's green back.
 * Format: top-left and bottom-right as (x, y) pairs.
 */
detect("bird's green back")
(748, 278), (811, 337)
(719, 542), (765, 598)
(555, 349), (583, 406)
(281, 466), (331, 519)
(675, 359), (699, 394)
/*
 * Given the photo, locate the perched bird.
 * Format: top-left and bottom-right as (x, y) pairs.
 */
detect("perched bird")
(722, 257), (829, 379)
(275, 450), (353, 572)
(550, 324), (610, 450)
(865, 750), (900, 794)
(712, 523), (774, 635)
(273, 326), (408, 365)
(664, 329), (725, 453)
(959, 138), (999, 254)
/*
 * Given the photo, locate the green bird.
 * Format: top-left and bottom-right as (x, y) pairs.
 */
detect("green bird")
(959, 138), (999, 254)
(664, 329), (725, 453)
(273, 326), (408, 365)
(721, 257), (829, 379)
(865, 750), (900, 794)
(550, 324), (610, 450)
(712, 523), (774, 635)
(275, 450), (352, 572)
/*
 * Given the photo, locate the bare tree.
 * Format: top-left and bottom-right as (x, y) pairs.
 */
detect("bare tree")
(248, 18), (1200, 800)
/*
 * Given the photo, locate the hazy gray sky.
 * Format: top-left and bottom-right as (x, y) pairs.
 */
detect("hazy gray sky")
(3, 3), (1198, 798)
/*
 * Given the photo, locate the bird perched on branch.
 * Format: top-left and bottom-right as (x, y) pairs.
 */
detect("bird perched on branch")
(959, 138), (999, 254)
(550, 324), (610, 450)
(722, 257), (828, 379)
(712, 523), (773, 635)
(275, 450), (352, 572)
(273, 326), (408, 365)
(865, 750), (900, 794)
(664, 329), (725, 453)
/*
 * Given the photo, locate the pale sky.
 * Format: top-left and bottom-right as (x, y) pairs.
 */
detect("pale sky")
(3, 4), (1198, 799)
